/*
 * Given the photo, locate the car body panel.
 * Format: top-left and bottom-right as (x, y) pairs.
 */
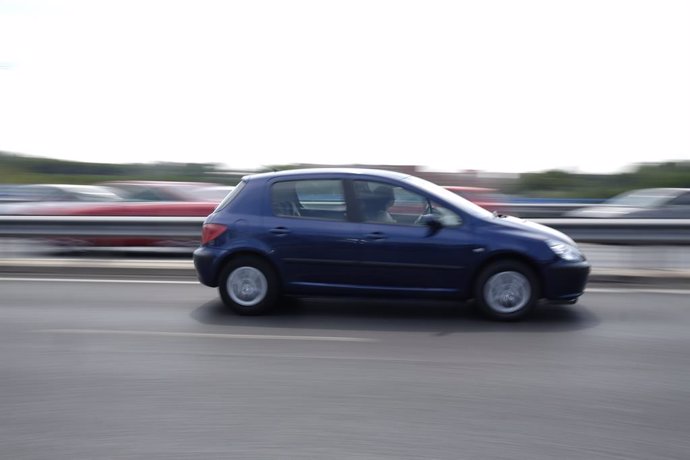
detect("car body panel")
(263, 214), (364, 288)
(354, 221), (476, 293)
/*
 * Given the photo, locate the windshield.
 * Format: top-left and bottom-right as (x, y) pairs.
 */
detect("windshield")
(404, 176), (495, 219)
(607, 189), (676, 207)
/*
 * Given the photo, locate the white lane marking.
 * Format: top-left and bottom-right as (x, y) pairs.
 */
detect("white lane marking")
(0, 277), (199, 284)
(34, 329), (377, 343)
(586, 288), (690, 295)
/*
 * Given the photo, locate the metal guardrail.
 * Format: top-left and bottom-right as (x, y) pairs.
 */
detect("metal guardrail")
(1, 216), (690, 245)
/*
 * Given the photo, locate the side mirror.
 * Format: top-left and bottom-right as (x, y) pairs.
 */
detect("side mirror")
(418, 214), (443, 236)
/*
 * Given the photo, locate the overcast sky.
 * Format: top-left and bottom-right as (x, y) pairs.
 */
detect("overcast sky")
(1, 0), (689, 174)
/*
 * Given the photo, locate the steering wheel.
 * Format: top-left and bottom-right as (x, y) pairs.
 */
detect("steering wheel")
(414, 203), (439, 225)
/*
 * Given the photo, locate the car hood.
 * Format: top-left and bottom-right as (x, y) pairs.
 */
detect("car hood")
(488, 215), (576, 245)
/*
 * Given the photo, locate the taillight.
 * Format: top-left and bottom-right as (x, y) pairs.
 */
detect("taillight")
(201, 223), (227, 244)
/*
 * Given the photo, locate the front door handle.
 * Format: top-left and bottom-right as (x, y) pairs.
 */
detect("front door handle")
(365, 231), (387, 241)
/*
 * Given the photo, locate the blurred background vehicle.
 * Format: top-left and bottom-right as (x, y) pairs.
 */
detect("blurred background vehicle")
(190, 185), (236, 202)
(0, 184), (124, 215)
(0, 184), (23, 202)
(9, 184), (123, 202)
(0, 181), (233, 216)
(564, 188), (690, 218)
(0, 181), (235, 249)
(43, 201), (217, 249)
(100, 180), (232, 202)
(442, 186), (507, 213)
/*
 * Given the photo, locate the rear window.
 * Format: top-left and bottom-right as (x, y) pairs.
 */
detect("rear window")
(214, 181), (246, 212)
(271, 179), (346, 220)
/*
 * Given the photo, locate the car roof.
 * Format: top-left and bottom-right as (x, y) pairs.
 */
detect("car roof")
(243, 168), (412, 182)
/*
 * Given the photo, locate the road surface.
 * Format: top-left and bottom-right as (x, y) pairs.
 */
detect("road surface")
(1, 277), (689, 459)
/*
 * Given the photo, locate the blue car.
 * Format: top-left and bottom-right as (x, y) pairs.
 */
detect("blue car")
(194, 169), (590, 320)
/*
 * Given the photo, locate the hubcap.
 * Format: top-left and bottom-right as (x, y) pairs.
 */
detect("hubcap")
(483, 271), (531, 313)
(227, 266), (268, 306)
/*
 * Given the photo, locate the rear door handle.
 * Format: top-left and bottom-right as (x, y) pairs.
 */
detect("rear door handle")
(270, 227), (291, 236)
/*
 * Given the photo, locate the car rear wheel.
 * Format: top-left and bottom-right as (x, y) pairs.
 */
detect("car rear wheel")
(219, 256), (278, 315)
(474, 261), (539, 321)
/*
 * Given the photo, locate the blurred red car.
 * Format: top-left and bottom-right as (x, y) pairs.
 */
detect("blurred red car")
(2, 181), (236, 249)
(64, 201), (218, 217)
(443, 186), (504, 212)
(18, 201), (220, 249)
(99, 181), (233, 202)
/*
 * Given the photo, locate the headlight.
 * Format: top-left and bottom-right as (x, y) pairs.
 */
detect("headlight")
(547, 240), (583, 261)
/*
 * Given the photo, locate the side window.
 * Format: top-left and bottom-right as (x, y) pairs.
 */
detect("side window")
(353, 180), (461, 226)
(668, 192), (690, 206)
(118, 187), (164, 201)
(46, 188), (69, 201)
(271, 180), (346, 221)
(215, 181), (246, 212)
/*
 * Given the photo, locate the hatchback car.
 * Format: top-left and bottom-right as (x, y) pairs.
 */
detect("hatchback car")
(194, 169), (590, 320)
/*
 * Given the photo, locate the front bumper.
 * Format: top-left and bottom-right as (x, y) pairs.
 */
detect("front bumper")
(541, 260), (591, 301)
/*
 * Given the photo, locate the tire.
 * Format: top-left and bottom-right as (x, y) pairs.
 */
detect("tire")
(474, 260), (539, 321)
(219, 256), (279, 315)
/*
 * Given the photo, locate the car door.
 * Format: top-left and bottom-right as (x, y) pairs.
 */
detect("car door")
(263, 178), (363, 290)
(351, 180), (478, 293)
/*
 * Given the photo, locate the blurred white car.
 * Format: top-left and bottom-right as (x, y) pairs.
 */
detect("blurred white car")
(565, 188), (690, 218)
(100, 180), (230, 202)
(12, 184), (123, 202)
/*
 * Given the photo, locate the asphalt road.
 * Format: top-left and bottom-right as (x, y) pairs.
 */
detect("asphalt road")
(1, 278), (689, 460)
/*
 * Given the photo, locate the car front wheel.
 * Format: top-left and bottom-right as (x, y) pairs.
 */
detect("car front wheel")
(474, 261), (539, 321)
(219, 256), (278, 315)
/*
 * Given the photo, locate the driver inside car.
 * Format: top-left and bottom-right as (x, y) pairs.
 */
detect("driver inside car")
(367, 185), (396, 223)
